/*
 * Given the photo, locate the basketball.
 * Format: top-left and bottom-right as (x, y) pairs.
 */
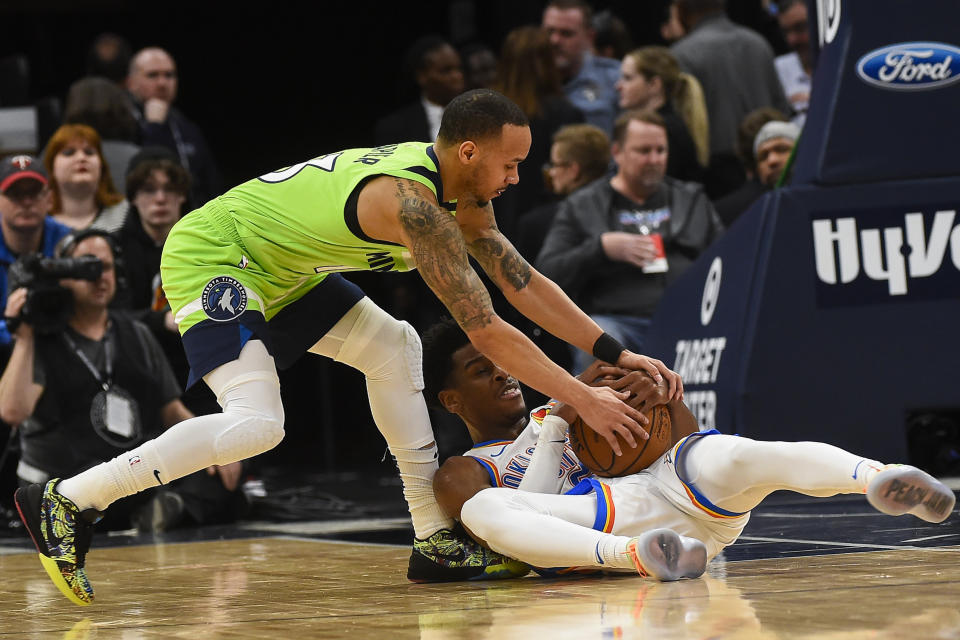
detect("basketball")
(569, 404), (672, 477)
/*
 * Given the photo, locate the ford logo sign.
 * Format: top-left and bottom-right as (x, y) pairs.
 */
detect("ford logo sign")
(856, 42), (960, 90)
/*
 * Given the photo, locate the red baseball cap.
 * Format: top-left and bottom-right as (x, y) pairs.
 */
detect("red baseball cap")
(0, 155), (48, 192)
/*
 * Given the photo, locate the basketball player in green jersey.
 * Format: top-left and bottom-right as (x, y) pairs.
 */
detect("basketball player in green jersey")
(14, 89), (682, 605)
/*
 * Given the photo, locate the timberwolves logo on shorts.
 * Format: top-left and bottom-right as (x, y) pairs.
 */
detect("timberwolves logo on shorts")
(202, 276), (248, 321)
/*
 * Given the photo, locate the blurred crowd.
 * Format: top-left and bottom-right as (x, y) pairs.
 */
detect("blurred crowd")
(0, 0), (813, 531)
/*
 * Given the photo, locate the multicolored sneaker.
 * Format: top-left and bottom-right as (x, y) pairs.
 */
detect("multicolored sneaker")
(626, 528), (707, 582)
(13, 479), (102, 606)
(866, 464), (955, 523)
(407, 525), (530, 583)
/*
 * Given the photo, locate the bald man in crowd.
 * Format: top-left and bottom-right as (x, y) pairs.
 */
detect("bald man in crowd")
(126, 47), (221, 204)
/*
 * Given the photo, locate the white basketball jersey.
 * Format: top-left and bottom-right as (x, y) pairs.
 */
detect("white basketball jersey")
(464, 403), (591, 492)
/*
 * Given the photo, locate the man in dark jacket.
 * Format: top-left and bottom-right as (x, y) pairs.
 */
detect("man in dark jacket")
(536, 109), (723, 373)
(126, 47), (221, 205)
(374, 36), (465, 146)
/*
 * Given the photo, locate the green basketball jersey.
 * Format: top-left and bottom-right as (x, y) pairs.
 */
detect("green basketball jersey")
(217, 142), (453, 279)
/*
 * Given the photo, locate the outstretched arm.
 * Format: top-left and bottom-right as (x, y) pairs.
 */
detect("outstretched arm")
(392, 179), (647, 452)
(461, 208), (682, 399)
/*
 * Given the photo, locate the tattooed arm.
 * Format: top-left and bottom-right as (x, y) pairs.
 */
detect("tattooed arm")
(461, 201), (682, 398)
(392, 178), (648, 451)
(462, 208), (604, 355)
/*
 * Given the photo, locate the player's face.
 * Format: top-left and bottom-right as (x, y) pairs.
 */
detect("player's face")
(542, 7), (593, 73)
(469, 124), (531, 206)
(446, 343), (526, 426)
(62, 236), (116, 309)
(756, 137), (794, 186)
(613, 120), (667, 192)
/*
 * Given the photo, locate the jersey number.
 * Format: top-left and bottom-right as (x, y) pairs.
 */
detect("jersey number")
(258, 152), (342, 183)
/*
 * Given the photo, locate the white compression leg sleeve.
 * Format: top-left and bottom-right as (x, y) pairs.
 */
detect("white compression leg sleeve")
(461, 488), (638, 570)
(310, 297), (451, 537)
(680, 434), (884, 514)
(58, 340), (285, 512)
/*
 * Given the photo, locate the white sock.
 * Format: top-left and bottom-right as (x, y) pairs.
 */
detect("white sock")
(59, 341), (285, 512)
(391, 445), (452, 538)
(597, 534), (636, 570)
(310, 297), (452, 538)
(58, 439), (171, 511)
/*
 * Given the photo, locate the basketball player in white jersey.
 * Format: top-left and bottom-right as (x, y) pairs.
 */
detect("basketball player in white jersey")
(423, 319), (956, 579)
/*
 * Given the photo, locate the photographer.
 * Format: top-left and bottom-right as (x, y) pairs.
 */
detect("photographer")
(0, 155), (72, 350)
(0, 229), (246, 531)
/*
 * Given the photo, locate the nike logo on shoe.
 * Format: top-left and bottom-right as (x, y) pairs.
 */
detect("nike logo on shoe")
(43, 519), (66, 556)
(594, 541), (604, 565)
(153, 470), (163, 486)
(432, 548), (465, 563)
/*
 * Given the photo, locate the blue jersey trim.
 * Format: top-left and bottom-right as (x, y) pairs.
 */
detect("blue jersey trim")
(566, 478), (609, 531)
(674, 429), (747, 518)
(472, 457), (499, 487)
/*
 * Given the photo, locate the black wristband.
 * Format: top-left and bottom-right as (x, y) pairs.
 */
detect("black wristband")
(592, 332), (625, 364)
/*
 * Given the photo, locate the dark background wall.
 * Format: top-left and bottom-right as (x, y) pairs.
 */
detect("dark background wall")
(0, 0), (784, 471)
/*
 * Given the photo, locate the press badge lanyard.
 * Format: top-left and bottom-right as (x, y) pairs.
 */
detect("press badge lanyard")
(63, 331), (113, 391)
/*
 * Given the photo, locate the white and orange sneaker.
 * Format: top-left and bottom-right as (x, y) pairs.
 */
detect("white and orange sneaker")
(626, 529), (707, 582)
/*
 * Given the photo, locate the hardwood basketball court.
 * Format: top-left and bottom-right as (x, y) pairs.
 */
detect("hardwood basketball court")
(1, 483), (958, 639)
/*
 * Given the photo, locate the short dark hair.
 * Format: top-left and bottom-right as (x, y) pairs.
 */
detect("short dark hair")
(546, 0), (594, 27)
(55, 227), (121, 262)
(593, 10), (634, 60)
(126, 151), (191, 201)
(612, 109), (667, 145)
(405, 35), (452, 76)
(422, 318), (471, 410)
(437, 89), (529, 145)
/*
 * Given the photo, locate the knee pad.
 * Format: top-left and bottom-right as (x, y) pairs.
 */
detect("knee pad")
(213, 413), (285, 465)
(204, 343), (287, 465)
(334, 299), (424, 392)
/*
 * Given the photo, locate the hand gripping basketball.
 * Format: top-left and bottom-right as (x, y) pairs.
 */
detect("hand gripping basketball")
(569, 369), (674, 477)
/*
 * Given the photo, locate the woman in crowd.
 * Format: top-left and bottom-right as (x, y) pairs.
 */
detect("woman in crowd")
(616, 46), (708, 182)
(492, 25), (584, 241)
(43, 124), (129, 232)
(62, 76), (142, 193)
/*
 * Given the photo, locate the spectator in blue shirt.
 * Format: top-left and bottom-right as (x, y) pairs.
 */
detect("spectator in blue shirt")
(0, 155), (71, 349)
(542, 0), (621, 136)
